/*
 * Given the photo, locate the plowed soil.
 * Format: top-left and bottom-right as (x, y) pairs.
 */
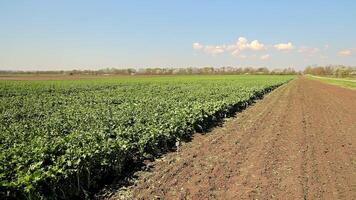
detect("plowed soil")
(114, 77), (356, 200)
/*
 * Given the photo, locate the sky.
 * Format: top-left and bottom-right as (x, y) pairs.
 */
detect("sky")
(0, 0), (355, 71)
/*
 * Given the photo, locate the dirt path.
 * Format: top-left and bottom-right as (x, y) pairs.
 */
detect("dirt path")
(114, 77), (356, 200)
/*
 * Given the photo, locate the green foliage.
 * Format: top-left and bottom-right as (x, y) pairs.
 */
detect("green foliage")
(0, 75), (293, 199)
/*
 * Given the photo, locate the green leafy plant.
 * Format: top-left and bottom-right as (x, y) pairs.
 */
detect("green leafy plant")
(0, 75), (293, 199)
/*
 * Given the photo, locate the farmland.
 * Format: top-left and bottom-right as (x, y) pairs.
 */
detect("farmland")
(306, 75), (356, 89)
(129, 77), (356, 200)
(0, 75), (293, 199)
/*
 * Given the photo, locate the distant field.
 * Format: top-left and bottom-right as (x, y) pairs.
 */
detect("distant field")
(0, 74), (144, 80)
(0, 75), (293, 199)
(306, 75), (356, 89)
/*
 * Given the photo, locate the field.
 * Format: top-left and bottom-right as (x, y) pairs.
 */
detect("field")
(0, 75), (293, 199)
(306, 75), (356, 89)
(128, 77), (356, 200)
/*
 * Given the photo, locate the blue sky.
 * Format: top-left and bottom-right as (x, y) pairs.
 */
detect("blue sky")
(1, 0), (355, 70)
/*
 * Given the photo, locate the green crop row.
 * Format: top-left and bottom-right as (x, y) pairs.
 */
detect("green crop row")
(0, 75), (293, 199)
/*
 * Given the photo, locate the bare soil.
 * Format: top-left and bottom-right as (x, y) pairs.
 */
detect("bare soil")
(113, 77), (356, 200)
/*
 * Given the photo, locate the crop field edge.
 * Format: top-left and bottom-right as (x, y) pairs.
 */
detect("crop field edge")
(306, 75), (356, 89)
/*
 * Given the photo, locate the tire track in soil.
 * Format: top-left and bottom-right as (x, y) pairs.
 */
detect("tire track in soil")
(110, 77), (356, 200)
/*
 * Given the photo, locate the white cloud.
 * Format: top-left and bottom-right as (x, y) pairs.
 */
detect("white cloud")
(298, 47), (320, 57)
(192, 36), (266, 57)
(231, 37), (265, 52)
(238, 54), (247, 59)
(249, 40), (265, 50)
(192, 37), (310, 59)
(320, 55), (328, 60)
(338, 49), (352, 56)
(192, 43), (224, 55)
(274, 42), (295, 51)
(231, 49), (240, 57)
(260, 54), (270, 60)
(192, 42), (204, 50)
(238, 37), (247, 44)
(203, 45), (225, 55)
(235, 37), (248, 50)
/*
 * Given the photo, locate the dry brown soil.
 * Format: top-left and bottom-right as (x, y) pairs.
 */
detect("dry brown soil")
(114, 77), (356, 200)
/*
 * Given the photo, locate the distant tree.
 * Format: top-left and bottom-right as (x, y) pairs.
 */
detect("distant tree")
(303, 65), (356, 77)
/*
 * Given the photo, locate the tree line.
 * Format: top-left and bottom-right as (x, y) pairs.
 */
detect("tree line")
(0, 67), (299, 76)
(303, 65), (356, 78)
